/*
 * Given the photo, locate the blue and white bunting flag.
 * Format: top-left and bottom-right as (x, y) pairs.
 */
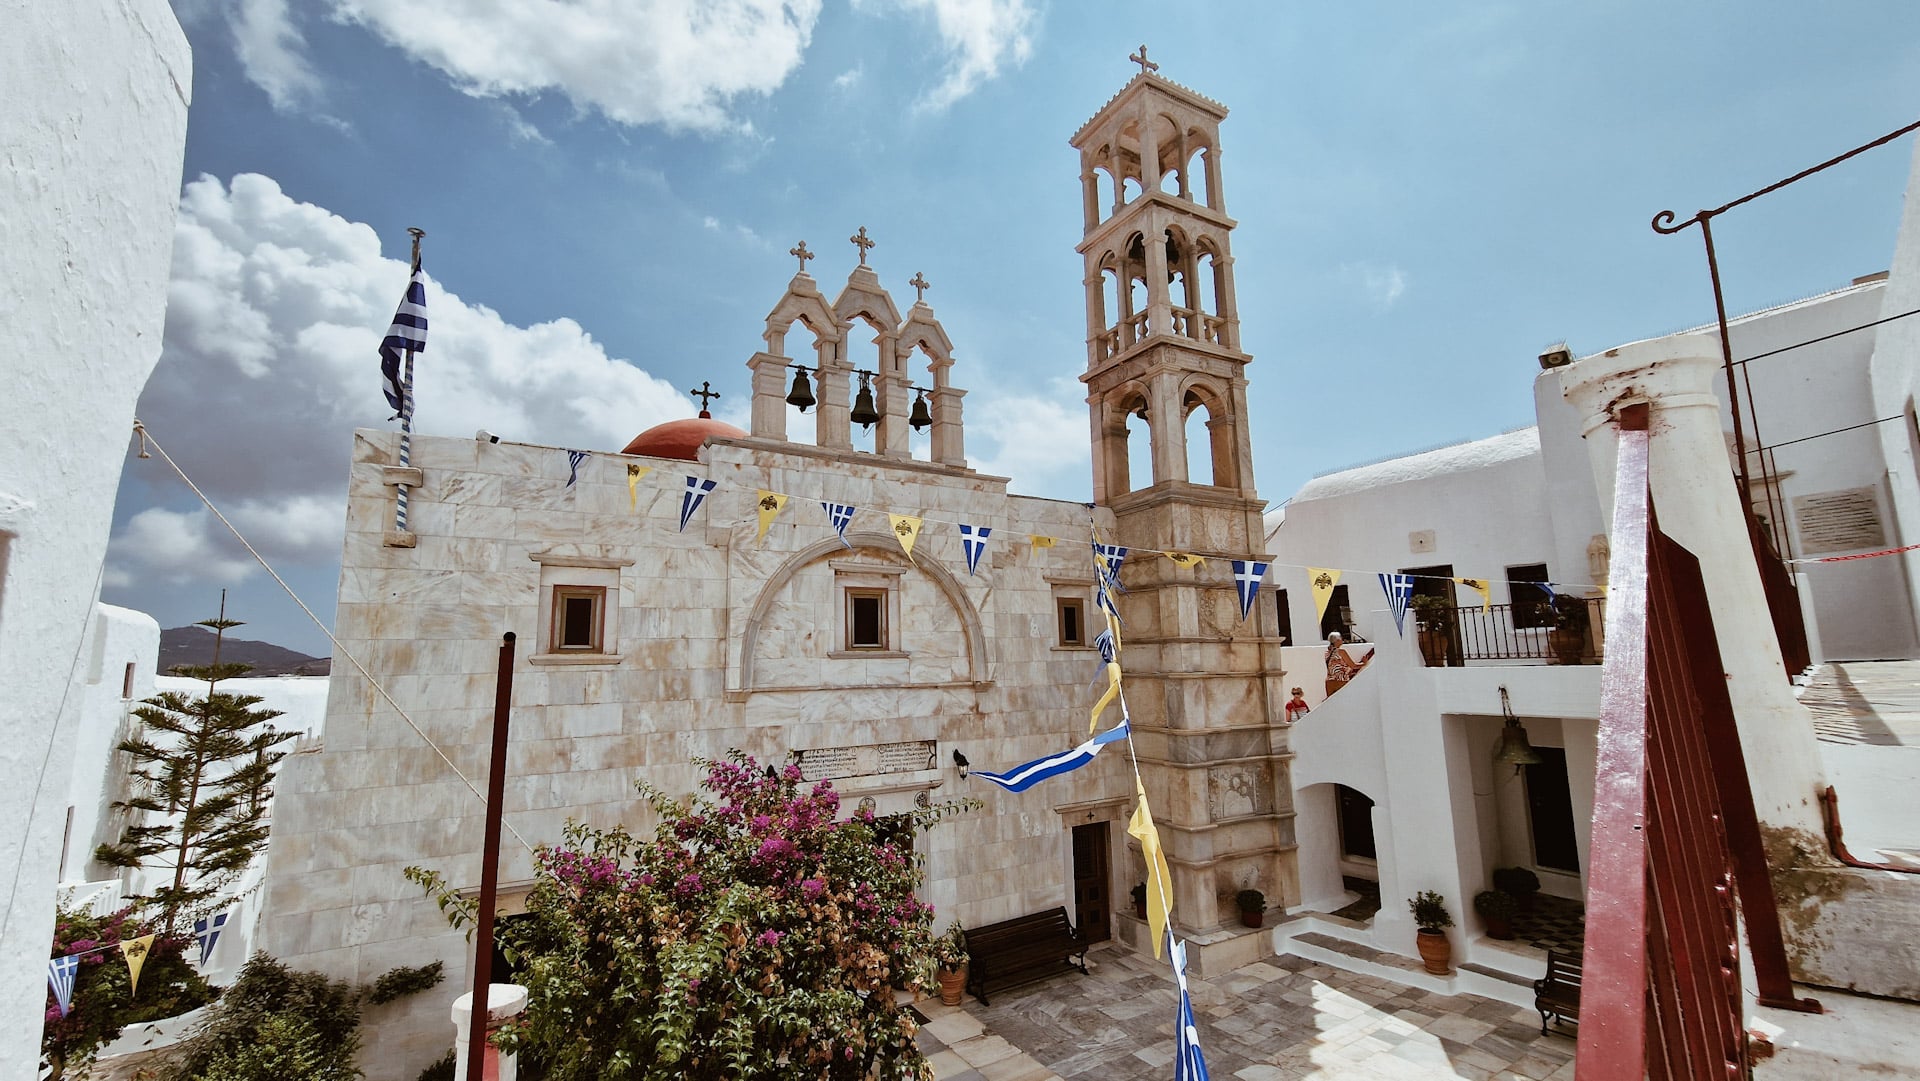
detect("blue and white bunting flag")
(194, 910), (229, 966)
(958, 524), (992, 576)
(1093, 543), (1129, 591)
(1093, 629), (1115, 664)
(822, 502), (856, 549)
(679, 477), (717, 532)
(379, 265), (428, 417)
(565, 450), (589, 489)
(1171, 936), (1212, 1081)
(1231, 560), (1269, 622)
(1381, 572), (1415, 636)
(48, 954), (79, 1017)
(973, 719), (1130, 793)
(1540, 581), (1557, 606)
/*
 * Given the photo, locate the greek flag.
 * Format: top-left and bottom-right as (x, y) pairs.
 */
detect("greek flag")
(1171, 936), (1212, 1081)
(48, 955), (79, 1017)
(565, 450), (589, 489)
(959, 524), (991, 575)
(1093, 543), (1129, 590)
(1094, 628), (1115, 664)
(194, 910), (229, 965)
(822, 502), (856, 549)
(1381, 572), (1415, 636)
(1231, 560), (1269, 622)
(379, 265), (428, 416)
(973, 719), (1130, 793)
(679, 477), (717, 532)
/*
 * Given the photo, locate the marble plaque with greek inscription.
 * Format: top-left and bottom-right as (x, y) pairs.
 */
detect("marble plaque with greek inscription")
(1793, 487), (1887, 554)
(798, 739), (936, 781)
(798, 746), (860, 781)
(877, 740), (936, 774)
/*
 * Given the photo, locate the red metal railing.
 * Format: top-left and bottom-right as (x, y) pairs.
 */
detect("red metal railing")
(1577, 405), (1817, 1081)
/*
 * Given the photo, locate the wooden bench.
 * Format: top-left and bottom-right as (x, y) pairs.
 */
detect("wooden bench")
(963, 907), (1089, 1005)
(1533, 949), (1582, 1036)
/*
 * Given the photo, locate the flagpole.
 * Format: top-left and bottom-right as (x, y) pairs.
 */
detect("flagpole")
(395, 227), (424, 533)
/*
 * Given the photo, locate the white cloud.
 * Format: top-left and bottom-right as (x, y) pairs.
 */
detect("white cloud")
(109, 507), (260, 588)
(178, 0), (326, 112)
(329, 0), (824, 133)
(495, 103), (552, 145)
(1342, 262), (1408, 310)
(833, 66), (865, 91)
(966, 380), (1090, 498)
(866, 0), (1037, 112)
(113, 173), (689, 585)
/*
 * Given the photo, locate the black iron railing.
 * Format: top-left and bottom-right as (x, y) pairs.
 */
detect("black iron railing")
(1414, 599), (1606, 666)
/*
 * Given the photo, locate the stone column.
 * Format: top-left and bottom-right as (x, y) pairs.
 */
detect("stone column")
(746, 351), (789, 440)
(877, 336), (909, 459)
(1081, 168), (1101, 231)
(1559, 334), (1828, 839)
(931, 385), (966, 468)
(816, 339), (851, 451)
(451, 984), (528, 1081)
(1150, 371), (1186, 486)
(1142, 220), (1171, 338)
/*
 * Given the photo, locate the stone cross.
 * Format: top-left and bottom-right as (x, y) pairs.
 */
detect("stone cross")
(1129, 45), (1158, 75)
(909, 271), (930, 303)
(689, 381), (721, 413)
(789, 240), (814, 273)
(849, 226), (875, 266)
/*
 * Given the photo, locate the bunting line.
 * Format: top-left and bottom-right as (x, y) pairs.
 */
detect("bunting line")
(1380, 572), (1414, 636)
(970, 720), (1131, 793)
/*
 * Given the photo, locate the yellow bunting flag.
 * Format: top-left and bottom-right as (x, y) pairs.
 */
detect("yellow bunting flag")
(626, 464), (651, 511)
(1090, 661), (1123, 734)
(120, 934), (155, 995)
(1308, 568), (1343, 621)
(1455, 577), (1491, 613)
(889, 514), (924, 561)
(1030, 534), (1056, 553)
(1127, 780), (1173, 959)
(754, 491), (788, 542)
(1163, 552), (1205, 570)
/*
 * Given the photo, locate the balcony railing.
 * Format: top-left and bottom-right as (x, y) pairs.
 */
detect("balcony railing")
(1413, 598), (1605, 667)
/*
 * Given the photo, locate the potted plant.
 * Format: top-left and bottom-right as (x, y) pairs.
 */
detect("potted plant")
(1236, 888), (1267, 929)
(1408, 890), (1453, 974)
(1131, 882), (1148, 920)
(1548, 595), (1590, 665)
(1473, 889), (1517, 940)
(933, 922), (968, 1006)
(1410, 595), (1456, 667)
(1492, 866), (1541, 912)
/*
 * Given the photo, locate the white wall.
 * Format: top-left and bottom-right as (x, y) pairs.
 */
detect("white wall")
(61, 605), (161, 884)
(1870, 138), (1920, 651)
(0, 2), (189, 1070)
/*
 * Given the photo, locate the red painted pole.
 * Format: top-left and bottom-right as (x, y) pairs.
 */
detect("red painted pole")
(467, 631), (515, 1081)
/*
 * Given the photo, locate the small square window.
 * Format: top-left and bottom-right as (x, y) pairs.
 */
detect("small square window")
(550, 586), (606, 652)
(1057, 597), (1085, 646)
(847, 589), (888, 650)
(122, 662), (136, 700)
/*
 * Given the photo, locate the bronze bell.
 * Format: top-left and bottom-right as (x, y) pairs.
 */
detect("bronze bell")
(851, 375), (880, 429)
(785, 367), (815, 413)
(909, 391), (933, 431)
(1492, 716), (1544, 774)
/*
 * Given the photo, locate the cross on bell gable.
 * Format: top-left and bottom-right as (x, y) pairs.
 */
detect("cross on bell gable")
(1129, 45), (1159, 75)
(789, 240), (814, 273)
(909, 271), (930, 303)
(849, 226), (875, 266)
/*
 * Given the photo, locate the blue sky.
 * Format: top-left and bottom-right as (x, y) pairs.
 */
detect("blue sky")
(109, 1), (1920, 654)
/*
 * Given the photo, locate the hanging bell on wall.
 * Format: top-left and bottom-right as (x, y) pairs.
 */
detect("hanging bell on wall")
(909, 391), (933, 432)
(850, 375), (880, 430)
(1493, 686), (1544, 775)
(785, 367), (816, 413)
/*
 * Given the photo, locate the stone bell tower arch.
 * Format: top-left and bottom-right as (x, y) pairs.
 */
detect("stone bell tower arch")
(1071, 50), (1295, 959)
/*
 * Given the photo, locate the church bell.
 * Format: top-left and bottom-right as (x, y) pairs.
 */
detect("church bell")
(785, 367), (816, 413)
(909, 391), (933, 431)
(1493, 687), (1544, 774)
(851, 374), (880, 429)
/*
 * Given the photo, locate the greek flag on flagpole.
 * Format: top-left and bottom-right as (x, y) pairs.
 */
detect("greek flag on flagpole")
(958, 524), (992, 575)
(1231, 560), (1269, 622)
(973, 719), (1130, 793)
(822, 502), (856, 548)
(679, 477), (717, 532)
(565, 450), (589, 489)
(48, 955), (79, 1017)
(1171, 936), (1212, 1081)
(194, 910), (229, 966)
(379, 266), (428, 416)
(1381, 572), (1415, 636)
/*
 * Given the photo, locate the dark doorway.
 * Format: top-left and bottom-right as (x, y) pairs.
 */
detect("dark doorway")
(1524, 747), (1580, 872)
(1318, 584), (1352, 640)
(1273, 588), (1293, 645)
(1071, 821), (1111, 943)
(1400, 565), (1455, 603)
(1335, 784), (1377, 862)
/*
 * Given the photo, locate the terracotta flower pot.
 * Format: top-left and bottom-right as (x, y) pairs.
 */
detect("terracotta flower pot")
(936, 965), (967, 1006)
(1239, 908), (1263, 929)
(1416, 929), (1451, 975)
(1483, 915), (1513, 941)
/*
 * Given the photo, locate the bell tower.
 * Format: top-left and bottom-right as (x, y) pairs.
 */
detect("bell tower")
(1072, 51), (1294, 955)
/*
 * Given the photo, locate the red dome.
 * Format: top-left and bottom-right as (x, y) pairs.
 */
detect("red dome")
(620, 414), (747, 460)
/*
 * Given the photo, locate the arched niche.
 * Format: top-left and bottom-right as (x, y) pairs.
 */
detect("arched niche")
(736, 531), (990, 693)
(1181, 379), (1237, 489)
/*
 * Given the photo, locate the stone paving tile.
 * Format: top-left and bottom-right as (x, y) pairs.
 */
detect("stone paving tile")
(916, 943), (1576, 1080)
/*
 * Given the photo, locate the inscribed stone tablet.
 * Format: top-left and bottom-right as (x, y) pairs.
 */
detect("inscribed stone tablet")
(799, 746), (860, 781)
(878, 741), (936, 774)
(1793, 487), (1886, 555)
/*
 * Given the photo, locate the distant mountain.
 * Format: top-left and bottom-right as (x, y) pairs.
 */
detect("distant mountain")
(158, 626), (331, 677)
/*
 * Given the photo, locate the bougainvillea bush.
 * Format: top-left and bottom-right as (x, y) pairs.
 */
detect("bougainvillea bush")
(412, 752), (968, 1080)
(42, 904), (211, 1080)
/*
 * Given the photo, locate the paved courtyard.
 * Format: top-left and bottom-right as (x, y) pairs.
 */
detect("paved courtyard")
(916, 945), (1575, 1081)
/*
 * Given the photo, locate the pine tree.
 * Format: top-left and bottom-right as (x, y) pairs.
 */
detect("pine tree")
(95, 594), (298, 933)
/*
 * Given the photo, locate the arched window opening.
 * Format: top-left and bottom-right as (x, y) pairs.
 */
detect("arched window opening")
(907, 344), (938, 463)
(1195, 244), (1224, 346)
(847, 315), (889, 455)
(1094, 160), (1118, 221)
(1158, 163), (1180, 196)
(1125, 401), (1153, 493)
(1165, 229), (1197, 340)
(1120, 175), (1143, 204)
(1184, 396), (1213, 486)
(1099, 262), (1122, 361)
